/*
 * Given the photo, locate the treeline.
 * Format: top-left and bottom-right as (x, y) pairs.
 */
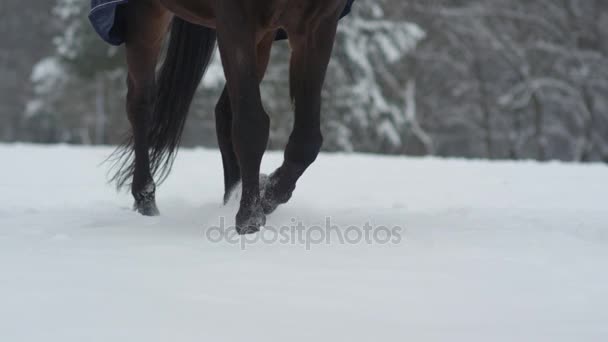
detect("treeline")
(0, 0), (606, 162)
(403, 0), (608, 161)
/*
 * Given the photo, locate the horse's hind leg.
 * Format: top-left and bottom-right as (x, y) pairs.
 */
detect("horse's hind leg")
(215, 32), (275, 204)
(215, 4), (272, 234)
(215, 88), (240, 205)
(261, 15), (341, 215)
(124, 3), (171, 215)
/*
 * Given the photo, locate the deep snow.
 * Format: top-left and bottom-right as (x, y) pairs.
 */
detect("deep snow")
(0, 144), (607, 341)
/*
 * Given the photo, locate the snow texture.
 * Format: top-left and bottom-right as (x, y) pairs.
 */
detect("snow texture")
(0, 144), (607, 341)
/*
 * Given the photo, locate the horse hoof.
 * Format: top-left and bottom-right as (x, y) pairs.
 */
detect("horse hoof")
(236, 225), (260, 235)
(133, 183), (160, 216)
(262, 198), (292, 215)
(260, 175), (293, 215)
(134, 200), (160, 216)
(235, 207), (266, 235)
(261, 198), (280, 215)
(259, 173), (276, 214)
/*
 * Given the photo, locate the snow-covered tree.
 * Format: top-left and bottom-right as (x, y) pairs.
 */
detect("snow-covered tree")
(404, 0), (608, 161)
(0, 0), (56, 141)
(26, 0), (125, 144)
(14, 0), (608, 162)
(324, 1), (426, 154)
(190, 0), (426, 155)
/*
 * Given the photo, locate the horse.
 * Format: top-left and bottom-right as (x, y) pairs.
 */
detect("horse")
(89, 0), (354, 234)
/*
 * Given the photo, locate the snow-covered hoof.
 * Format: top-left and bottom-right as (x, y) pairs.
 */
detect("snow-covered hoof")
(261, 195), (283, 215)
(133, 183), (160, 216)
(259, 173), (271, 198)
(235, 205), (265, 235)
(134, 199), (160, 216)
(260, 173), (293, 215)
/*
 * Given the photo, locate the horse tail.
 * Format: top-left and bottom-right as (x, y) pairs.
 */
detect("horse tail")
(110, 17), (217, 189)
(147, 18), (217, 183)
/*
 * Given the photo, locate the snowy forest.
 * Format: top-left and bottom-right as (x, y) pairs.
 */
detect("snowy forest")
(1, 0), (607, 162)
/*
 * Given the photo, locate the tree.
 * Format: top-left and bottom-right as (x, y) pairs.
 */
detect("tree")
(0, 0), (56, 141)
(26, 0), (126, 144)
(16, 0), (608, 163)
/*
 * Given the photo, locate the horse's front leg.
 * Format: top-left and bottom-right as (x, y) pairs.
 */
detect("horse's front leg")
(260, 15), (341, 215)
(215, 33), (275, 205)
(215, 4), (270, 234)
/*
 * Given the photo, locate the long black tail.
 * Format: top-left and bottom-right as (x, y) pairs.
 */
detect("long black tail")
(111, 18), (217, 189)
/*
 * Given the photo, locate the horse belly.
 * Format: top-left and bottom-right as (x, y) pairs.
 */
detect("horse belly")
(160, 0), (217, 28)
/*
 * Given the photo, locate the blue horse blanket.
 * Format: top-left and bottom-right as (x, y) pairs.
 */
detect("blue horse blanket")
(89, 0), (355, 46)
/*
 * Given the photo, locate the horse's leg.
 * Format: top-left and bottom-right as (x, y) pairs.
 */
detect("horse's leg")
(260, 16), (340, 215)
(215, 3), (271, 234)
(214, 88), (240, 205)
(215, 32), (275, 205)
(124, 2), (171, 215)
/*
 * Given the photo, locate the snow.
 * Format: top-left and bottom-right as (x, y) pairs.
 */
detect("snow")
(200, 48), (225, 89)
(1, 144), (607, 341)
(30, 57), (65, 95)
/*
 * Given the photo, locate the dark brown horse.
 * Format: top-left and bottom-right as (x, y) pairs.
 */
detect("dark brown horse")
(108, 0), (350, 234)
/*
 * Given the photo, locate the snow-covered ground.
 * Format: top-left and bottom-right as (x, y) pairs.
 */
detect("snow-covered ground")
(0, 144), (607, 341)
